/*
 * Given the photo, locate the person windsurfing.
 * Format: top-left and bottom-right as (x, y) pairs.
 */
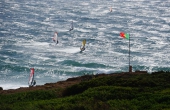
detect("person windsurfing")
(69, 21), (74, 31)
(110, 7), (112, 12)
(53, 32), (59, 44)
(80, 39), (86, 52)
(28, 68), (36, 87)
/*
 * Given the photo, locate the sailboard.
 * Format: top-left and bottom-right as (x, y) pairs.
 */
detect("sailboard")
(69, 21), (74, 31)
(80, 39), (86, 53)
(52, 32), (59, 44)
(28, 68), (35, 87)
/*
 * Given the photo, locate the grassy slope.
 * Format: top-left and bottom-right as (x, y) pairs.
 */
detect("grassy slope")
(1, 71), (170, 110)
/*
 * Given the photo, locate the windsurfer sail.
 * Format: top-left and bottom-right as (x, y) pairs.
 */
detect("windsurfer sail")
(28, 68), (36, 87)
(53, 32), (59, 44)
(69, 21), (74, 31)
(80, 39), (86, 52)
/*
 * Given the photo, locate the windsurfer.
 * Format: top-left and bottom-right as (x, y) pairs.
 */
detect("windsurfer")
(53, 32), (59, 44)
(69, 28), (73, 31)
(80, 39), (86, 52)
(33, 80), (36, 86)
(80, 46), (85, 52)
(28, 68), (36, 87)
(110, 7), (112, 12)
(69, 21), (73, 31)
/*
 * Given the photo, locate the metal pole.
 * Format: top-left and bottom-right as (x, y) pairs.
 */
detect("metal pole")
(129, 34), (131, 72)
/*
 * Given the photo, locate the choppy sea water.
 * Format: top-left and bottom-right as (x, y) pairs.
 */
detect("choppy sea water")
(0, 0), (170, 90)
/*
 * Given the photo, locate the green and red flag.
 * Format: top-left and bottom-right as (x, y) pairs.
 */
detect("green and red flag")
(120, 32), (129, 39)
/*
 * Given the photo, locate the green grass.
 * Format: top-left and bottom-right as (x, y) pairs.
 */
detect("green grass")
(1, 71), (170, 110)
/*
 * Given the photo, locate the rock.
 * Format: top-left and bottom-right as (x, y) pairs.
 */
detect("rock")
(0, 87), (3, 91)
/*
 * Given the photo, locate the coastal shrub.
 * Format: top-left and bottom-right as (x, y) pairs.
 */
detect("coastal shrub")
(63, 73), (158, 97)
(1, 71), (170, 110)
(156, 95), (170, 104)
(62, 82), (88, 96)
(81, 86), (137, 101)
(0, 89), (58, 104)
(108, 100), (137, 110)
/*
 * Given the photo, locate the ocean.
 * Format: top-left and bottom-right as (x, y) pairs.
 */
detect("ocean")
(0, 0), (170, 90)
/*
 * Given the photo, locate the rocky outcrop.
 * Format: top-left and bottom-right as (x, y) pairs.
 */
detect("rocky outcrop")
(0, 87), (3, 91)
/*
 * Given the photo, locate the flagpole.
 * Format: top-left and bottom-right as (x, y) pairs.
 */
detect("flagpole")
(120, 32), (131, 72)
(129, 34), (131, 72)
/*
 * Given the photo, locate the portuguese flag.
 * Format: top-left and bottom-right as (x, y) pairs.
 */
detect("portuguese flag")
(120, 32), (129, 39)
